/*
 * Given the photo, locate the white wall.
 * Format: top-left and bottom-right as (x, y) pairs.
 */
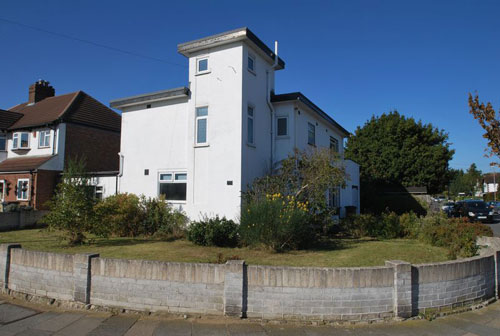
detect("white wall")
(119, 97), (189, 200)
(186, 42), (244, 220)
(90, 176), (117, 198)
(484, 182), (498, 193)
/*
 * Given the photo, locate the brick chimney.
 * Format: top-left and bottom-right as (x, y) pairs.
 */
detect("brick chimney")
(28, 80), (55, 104)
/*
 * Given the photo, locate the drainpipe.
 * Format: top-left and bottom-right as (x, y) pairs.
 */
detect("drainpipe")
(266, 41), (279, 173)
(29, 170), (34, 208)
(117, 152), (124, 193)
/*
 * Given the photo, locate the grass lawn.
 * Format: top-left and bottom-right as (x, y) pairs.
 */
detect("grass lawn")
(0, 228), (450, 267)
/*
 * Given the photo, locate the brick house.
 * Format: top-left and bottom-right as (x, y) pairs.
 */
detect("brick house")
(0, 80), (121, 209)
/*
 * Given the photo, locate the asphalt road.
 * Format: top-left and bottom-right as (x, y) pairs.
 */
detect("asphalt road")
(0, 298), (499, 335)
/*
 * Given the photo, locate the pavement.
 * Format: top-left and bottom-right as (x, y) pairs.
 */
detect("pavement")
(0, 297), (499, 335)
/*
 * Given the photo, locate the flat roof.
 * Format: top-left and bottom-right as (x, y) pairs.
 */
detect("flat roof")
(110, 87), (190, 109)
(271, 92), (350, 137)
(178, 27), (285, 70)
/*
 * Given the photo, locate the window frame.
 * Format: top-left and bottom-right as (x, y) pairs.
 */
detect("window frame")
(195, 106), (209, 146)
(329, 136), (339, 152)
(196, 56), (210, 75)
(158, 171), (187, 203)
(247, 53), (256, 74)
(16, 178), (29, 201)
(247, 105), (255, 145)
(307, 122), (316, 146)
(0, 180), (5, 202)
(38, 130), (51, 148)
(276, 117), (288, 137)
(0, 134), (6, 151)
(13, 132), (30, 150)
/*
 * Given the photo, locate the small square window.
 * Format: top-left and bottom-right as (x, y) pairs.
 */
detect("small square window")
(144, 169), (149, 176)
(277, 117), (287, 136)
(159, 173), (172, 181)
(198, 58), (208, 73)
(175, 173), (187, 181)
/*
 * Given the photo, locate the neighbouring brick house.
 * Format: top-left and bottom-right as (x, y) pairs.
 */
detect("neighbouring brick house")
(0, 80), (121, 209)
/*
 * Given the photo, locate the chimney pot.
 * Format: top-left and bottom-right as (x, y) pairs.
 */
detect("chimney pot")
(29, 79), (55, 104)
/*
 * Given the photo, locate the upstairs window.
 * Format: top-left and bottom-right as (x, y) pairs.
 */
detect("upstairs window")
(0, 134), (5, 151)
(159, 172), (187, 201)
(277, 117), (288, 136)
(196, 107), (208, 145)
(247, 105), (254, 145)
(307, 122), (315, 146)
(38, 130), (51, 148)
(17, 178), (29, 201)
(330, 136), (339, 152)
(248, 53), (255, 72)
(13, 132), (29, 149)
(197, 57), (209, 74)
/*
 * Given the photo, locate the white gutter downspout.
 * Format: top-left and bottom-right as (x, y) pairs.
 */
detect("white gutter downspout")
(117, 152), (124, 193)
(266, 41), (279, 172)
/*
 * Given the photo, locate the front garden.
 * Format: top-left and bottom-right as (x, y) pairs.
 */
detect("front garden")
(6, 152), (491, 268)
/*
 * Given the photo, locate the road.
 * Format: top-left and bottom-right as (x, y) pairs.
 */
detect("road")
(0, 297), (499, 335)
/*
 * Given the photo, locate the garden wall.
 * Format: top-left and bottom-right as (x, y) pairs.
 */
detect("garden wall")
(0, 243), (499, 321)
(0, 210), (48, 232)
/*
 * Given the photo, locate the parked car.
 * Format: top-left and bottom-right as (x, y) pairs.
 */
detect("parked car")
(487, 201), (500, 215)
(451, 200), (494, 222)
(441, 202), (455, 216)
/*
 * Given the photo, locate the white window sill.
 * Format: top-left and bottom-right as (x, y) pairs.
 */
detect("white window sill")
(16, 199), (28, 201)
(246, 143), (256, 148)
(195, 71), (211, 76)
(275, 135), (290, 140)
(166, 200), (187, 204)
(12, 148), (30, 151)
(248, 68), (256, 76)
(194, 143), (210, 148)
(38, 146), (50, 149)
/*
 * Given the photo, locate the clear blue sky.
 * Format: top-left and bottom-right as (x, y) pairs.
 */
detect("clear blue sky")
(1, 0), (499, 173)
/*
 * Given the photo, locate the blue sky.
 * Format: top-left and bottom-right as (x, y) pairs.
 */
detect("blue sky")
(1, 0), (499, 173)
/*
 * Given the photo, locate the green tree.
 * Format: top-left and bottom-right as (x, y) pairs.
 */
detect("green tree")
(42, 158), (95, 245)
(345, 111), (454, 194)
(448, 164), (482, 197)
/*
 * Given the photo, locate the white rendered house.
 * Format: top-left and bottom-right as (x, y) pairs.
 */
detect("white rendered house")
(111, 28), (360, 220)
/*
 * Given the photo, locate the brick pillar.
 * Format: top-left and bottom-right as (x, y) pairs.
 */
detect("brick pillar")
(73, 253), (99, 304)
(386, 260), (412, 318)
(0, 243), (21, 290)
(495, 250), (500, 300)
(224, 260), (246, 317)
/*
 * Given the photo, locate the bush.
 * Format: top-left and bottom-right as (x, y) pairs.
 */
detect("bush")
(93, 193), (143, 237)
(399, 211), (420, 238)
(187, 216), (239, 247)
(239, 194), (314, 251)
(140, 196), (187, 238)
(341, 212), (402, 239)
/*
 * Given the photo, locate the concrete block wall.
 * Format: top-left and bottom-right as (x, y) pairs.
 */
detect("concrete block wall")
(90, 258), (225, 314)
(8, 249), (75, 301)
(246, 265), (394, 320)
(413, 255), (496, 312)
(0, 243), (499, 321)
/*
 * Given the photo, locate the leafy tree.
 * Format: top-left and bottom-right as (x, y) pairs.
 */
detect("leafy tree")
(245, 147), (346, 223)
(42, 158), (95, 245)
(345, 111), (454, 194)
(449, 164), (482, 197)
(468, 94), (500, 166)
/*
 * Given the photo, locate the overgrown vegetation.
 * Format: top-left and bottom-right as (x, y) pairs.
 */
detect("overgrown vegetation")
(341, 212), (493, 258)
(43, 159), (187, 245)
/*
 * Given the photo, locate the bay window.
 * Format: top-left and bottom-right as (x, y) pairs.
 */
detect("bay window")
(13, 132), (30, 149)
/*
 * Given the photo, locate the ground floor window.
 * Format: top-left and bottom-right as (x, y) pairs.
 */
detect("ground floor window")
(158, 172), (187, 201)
(17, 178), (29, 200)
(328, 187), (340, 209)
(0, 180), (4, 201)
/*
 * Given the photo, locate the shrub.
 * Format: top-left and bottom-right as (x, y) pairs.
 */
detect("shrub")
(187, 216), (239, 247)
(399, 211), (420, 238)
(379, 212), (402, 238)
(140, 196), (187, 238)
(92, 193), (143, 237)
(239, 194), (314, 251)
(341, 213), (378, 238)
(341, 212), (402, 239)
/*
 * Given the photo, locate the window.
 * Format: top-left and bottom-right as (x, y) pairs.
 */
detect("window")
(307, 123), (315, 145)
(248, 54), (255, 72)
(277, 117), (288, 136)
(13, 132), (29, 149)
(159, 172), (187, 201)
(94, 186), (103, 200)
(330, 136), (339, 152)
(328, 187), (339, 209)
(0, 134), (5, 151)
(17, 179), (29, 201)
(197, 57), (209, 74)
(38, 130), (51, 148)
(0, 180), (4, 201)
(247, 105), (254, 145)
(196, 107), (208, 144)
